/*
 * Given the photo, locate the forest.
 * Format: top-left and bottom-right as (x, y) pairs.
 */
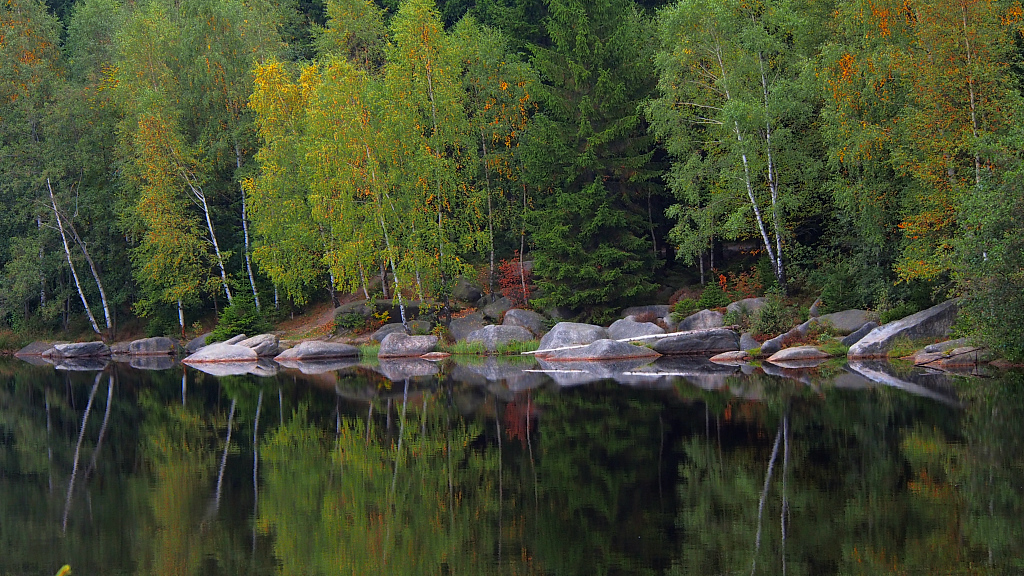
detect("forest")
(1, 0), (1023, 359)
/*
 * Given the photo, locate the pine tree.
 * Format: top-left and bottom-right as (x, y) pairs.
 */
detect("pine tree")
(523, 0), (659, 322)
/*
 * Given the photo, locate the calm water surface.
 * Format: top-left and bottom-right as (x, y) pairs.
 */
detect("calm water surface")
(1, 356), (1022, 575)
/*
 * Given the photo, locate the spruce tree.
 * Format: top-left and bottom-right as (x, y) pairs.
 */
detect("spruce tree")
(523, 0), (659, 322)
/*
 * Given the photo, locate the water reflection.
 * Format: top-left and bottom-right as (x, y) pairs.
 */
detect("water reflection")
(0, 356), (1022, 574)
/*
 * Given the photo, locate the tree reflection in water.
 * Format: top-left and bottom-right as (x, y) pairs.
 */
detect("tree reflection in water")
(0, 359), (1022, 574)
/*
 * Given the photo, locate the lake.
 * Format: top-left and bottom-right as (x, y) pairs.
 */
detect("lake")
(1, 355), (1022, 575)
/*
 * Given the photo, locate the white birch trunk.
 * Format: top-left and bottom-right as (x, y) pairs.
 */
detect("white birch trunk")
(179, 169), (232, 304)
(49, 179), (100, 335)
(237, 145), (260, 308)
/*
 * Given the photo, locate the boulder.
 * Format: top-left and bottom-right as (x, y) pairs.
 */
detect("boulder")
(183, 343), (258, 364)
(236, 334), (280, 357)
(378, 332), (438, 358)
(709, 350), (752, 364)
(848, 299), (960, 358)
(185, 333), (211, 353)
(840, 322), (878, 347)
(677, 309), (724, 331)
(465, 325), (534, 352)
(502, 308), (547, 336)
(223, 334), (247, 345)
(739, 332), (760, 351)
(482, 296), (513, 321)
(651, 329), (740, 356)
(537, 322), (609, 353)
(759, 334), (785, 356)
(44, 342), (111, 358)
(451, 277), (483, 303)
(622, 305), (671, 321)
(815, 310), (873, 334)
(726, 298), (767, 316)
(766, 345), (831, 363)
(372, 323), (408, 342)
(607, 318), (665, 341)
(449, 312), (488, 342)
(923, 337), (971, 354)
(808, 297), (823, 318)
(544, 339), (661, 362)
(129, 337), (181, 356)
(334, 300), (373, 320)
(275, 340), (360, 361)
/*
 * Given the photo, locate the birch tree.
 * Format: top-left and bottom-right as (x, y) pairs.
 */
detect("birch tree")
(649, 0), (820, 292)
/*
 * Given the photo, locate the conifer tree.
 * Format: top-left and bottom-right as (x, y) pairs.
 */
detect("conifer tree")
(523, 0), (659, 321)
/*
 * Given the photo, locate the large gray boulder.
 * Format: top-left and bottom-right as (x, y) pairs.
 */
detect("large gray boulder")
(840, 322), (878, 347)
(372, 323), (408, 342)
(449, 312), (488, 341)
(726, 298), (767, 316)
(848, 299), (960, 358)
(223, 334), (247, 345)
(237, 334), (280, 357)
(923, 337), (971, 354)
(545, 339), (661, 362)
(538, 322), (609, 353)
(482, 296), (514, 321)
(44, 341), (111, 358)
(185, 333), (211, 353)
(378, 332), (438, 358)
(129, 337), (181, 356)
(465, 325), (534, 352)
(651, 329), (740, 356)
(815, 310), (873, 334)
(739, 332), (760, 351)
(766, 345), (830, 363)
(183, 343), (258, 363)
(621, 305), (671, 321)
(451, 277), (483, 303)
(274, 340), (359, 361)
(677, 309), (725, 331)
(502, 308), (547, 336)
(334, 300), (373, 320)
(607, 318), (665, 340)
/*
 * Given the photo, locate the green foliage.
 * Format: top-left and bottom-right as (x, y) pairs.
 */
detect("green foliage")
(439, 340), (486, 355)
(879, 301), (919, 325)
(696, 282), (730, 310)
(524, 0), (660, 323)
(337, 312), (366, 332)
(818, 339), (849, 357)
(672, 298), (698, 319)
(752, 291), (789, 337)
(208, 294), (272, 342)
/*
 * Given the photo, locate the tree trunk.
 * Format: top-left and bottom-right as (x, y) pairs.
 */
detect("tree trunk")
(48, 179), (100, 335)
(237, 145), (261, 308)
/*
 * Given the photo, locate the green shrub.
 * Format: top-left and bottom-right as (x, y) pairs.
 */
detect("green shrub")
(752, 292), (789, 337)
(146, 316), (171, 338)
(496, 339), (540, 355)
(337, 312), (366, 332)
(696, 282), (731, 309)
(879, 301), (919, 325)
(208, 294), (272, 343)
(672, 297), (698, 319)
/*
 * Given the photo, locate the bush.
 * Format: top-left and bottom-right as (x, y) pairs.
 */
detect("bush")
(208, 294), (272, 342)
(696, 281), (731, 309)
(672, 297), (699, 319)
(337, 312), (366, 332)
(752, 291), (789, 337)
(879, 301), (919, 325)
